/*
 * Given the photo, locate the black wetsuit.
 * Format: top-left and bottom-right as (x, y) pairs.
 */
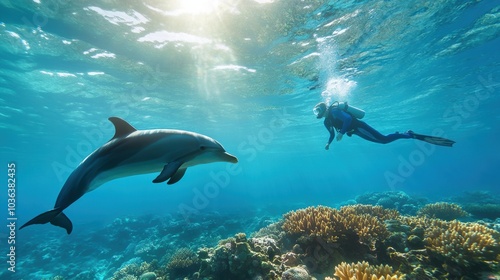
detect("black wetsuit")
(324, 107), (412, 145)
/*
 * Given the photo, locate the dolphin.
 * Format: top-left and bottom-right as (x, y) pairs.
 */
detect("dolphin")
(20, 117), (238, 234)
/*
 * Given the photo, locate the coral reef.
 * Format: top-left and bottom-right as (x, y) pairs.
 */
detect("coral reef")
(462, 203), (500, 220)
(16, 201), (500, 280)
(354, 191), (426, 215)
(450, 191), (500, 220)
(477, 218), (500, 233)
(281, 266), (312, 280)
(197, 233), (281, 280)
(15, 211), (268, 280)
(281, 205), (394, 273)
(424, 219), (500, 267)
(340, 204), (400, 221)
(111, 260), (166, 280)
(327, 261), (405, 280)
(282, 205), (393, 248)
(282, 206), (343, 244)
(139, 271), (158, 280)
(417, 202), (469, 221)
(450, 191), (499, 205)
(336, 208), (389, 250)
(166, 248), (200, 279)
(396, 216), (500, 278)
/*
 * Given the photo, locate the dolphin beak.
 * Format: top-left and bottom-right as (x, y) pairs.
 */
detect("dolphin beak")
(223, 152), (238, 163)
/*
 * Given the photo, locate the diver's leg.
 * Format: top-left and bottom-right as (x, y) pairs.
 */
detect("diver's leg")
(353, 121), (412, 144)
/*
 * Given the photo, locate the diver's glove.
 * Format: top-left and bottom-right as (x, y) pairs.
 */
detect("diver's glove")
(325, 143), (330, 150)
(336, 133), (344, 141)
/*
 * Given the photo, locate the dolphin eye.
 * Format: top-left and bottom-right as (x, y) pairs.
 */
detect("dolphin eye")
(200, 146), (206, 150)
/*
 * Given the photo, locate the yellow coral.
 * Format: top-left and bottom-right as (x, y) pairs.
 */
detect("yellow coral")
(282, 205), (389, 249)
(417, 202), (469, 221)
(282, 206), (345, 243)
(399, 216), (500, 269)
(338, 205), (396, 249)
(340, 205), (400, 221)
(332, 261), (405, 280)
(338, 213), (389, 249)
(424, 219), (500, 266)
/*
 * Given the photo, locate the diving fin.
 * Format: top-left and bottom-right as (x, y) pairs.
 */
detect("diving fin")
(411, 132), (455, 147)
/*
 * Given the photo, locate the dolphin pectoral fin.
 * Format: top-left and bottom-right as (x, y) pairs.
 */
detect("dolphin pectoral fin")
(167, 168), (187, 185)
(152, 161), (184, 183)
(20, 208), (73, 234)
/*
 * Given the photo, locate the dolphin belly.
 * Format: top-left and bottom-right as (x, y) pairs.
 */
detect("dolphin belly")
(88, 160), (165, 192)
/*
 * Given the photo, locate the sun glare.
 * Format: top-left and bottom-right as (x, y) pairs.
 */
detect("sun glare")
(179, 0), (221, 15)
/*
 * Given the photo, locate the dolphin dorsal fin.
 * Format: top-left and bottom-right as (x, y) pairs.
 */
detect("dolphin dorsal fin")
(108, 117), (137, 140)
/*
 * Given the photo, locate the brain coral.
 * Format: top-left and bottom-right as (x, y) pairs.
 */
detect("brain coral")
(328, 261), (405, 280)
(417, 202), (468, 221)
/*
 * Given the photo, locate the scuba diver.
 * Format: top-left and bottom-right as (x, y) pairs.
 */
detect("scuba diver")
(313, 101), (455, 150)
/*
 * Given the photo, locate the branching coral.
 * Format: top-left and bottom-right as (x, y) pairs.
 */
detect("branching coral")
(282, 206), (346, 243)
(397, 215), (500, 275)
(282, 205), (390, 251)
(328, 261), (405, 280)
(339, 205), (397, 248)
(337, 213), (389, 250)
(423, 219), (500, 266)
(340, 204), (400, 221)
(417, 202), (469, 221)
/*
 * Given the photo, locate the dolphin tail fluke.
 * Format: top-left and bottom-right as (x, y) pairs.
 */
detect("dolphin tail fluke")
(20, 209), (73, 234)
(50, 212), (73, 234)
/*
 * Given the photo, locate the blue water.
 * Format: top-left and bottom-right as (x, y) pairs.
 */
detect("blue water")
(1, 0), (499, 279)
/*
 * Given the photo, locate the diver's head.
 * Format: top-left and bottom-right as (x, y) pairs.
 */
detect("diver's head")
(313, 102), (327, 119)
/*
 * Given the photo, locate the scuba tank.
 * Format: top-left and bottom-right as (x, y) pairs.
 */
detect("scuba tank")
(331, 101), (365, 119)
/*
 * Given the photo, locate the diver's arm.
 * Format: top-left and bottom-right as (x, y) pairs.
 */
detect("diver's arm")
(325, 125), (335, 150)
